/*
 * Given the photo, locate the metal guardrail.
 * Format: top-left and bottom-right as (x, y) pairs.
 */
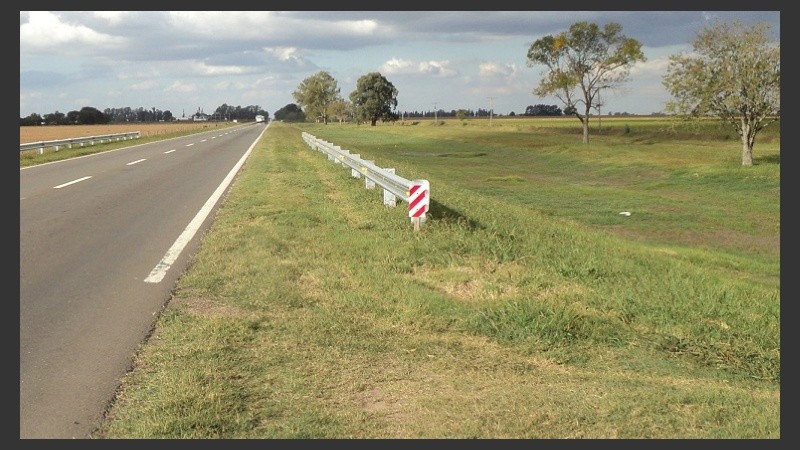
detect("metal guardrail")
(302, 132), (429, 227)
(20, 132), (141, 154)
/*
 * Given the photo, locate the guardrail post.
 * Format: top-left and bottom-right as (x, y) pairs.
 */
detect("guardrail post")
(408, 180), (430, 231)
(383, 168), (397, 207)
(350, 155), (361, 177)
(364, 161), (376, 189)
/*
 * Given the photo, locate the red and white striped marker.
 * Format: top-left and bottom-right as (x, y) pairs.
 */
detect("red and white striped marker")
(408, 180), (429, 230)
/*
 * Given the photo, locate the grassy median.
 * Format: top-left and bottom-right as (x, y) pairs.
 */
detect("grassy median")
(94, 117), (779, 438)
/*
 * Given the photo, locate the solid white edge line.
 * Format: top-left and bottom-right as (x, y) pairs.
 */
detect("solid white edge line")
(144, 123), (270, 283)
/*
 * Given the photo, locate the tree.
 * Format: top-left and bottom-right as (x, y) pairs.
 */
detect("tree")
(526, 21), (645, 144)
(525, 104), (563, 116)
(77, 106), (108, 124)
(328, 98), (351, 124)
(19, 113), (43, 126)
(273, 103), (306, 122)
(662, 20), (779, 167)
(293, 71), (341, 124)
(349, 72), (398, 126)
(43, 111), (67, 125)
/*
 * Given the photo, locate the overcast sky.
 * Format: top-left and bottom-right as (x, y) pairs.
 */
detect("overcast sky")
(20, 10), (780, 118)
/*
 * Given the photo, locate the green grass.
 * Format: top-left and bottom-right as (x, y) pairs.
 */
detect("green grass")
(91, 117), (779, 438)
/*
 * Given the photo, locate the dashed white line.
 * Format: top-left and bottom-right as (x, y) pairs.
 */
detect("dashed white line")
(144, 121), (270, 283)
(186, 143), (194, 147)
(54, 176), (92, 189)
(127, 159), (147, 166)
(165, 149), (176, 154)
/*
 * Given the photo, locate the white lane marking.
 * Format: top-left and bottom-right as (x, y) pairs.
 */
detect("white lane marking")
(200, 139), (207, 142)
(186, 143), (194, 147)
(54, 176), (92, 189)
(165, 149), (176, 154)
(144, 122), (270, 283)
(127, 159), (147, 166)
(20, 123), (252, 170)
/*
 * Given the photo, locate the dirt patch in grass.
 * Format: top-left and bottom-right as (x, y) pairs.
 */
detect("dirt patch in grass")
(170, 296), (247, 317)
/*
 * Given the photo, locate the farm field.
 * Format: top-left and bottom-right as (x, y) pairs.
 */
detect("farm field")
(19, 121), (235, 144)
(28, 116), (780, 438)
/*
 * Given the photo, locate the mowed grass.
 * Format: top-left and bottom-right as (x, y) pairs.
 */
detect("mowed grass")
(93, 117), (779, 438)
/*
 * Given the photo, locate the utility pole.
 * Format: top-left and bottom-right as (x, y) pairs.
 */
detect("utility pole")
(487, 97), (495, 127)
(596, 92), (603, 133)
(432, 102), (438, 122)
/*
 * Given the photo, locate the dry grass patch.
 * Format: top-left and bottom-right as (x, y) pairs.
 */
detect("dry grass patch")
(169, 296), (247, 318)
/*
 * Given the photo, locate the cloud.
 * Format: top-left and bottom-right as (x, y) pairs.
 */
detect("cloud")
(629, 56), (671, 77)
(381, 58), (457, 77)
(165, 81), (197, 93)
(20, 11), (125, 54)
(190, 61), (252, 76)
(129, 80), (159, 91)
(92, 11), (130, 26)
(478, 62), (518, 78)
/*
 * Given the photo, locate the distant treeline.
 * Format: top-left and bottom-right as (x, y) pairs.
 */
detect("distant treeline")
(20, 104), (270, 126)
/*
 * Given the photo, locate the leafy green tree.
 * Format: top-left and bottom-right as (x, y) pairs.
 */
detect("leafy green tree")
(293, 71), (341, 124)
(274, 103), (306, 122)
(77, 106), (108, 124)
(19, 113), (43, 126)
(43, 111), (67, 125)
(526, 21), (645, 144)
(328, 98), (351, 124)
(349, 72), (398, 126)
(662, 20), (779, 166)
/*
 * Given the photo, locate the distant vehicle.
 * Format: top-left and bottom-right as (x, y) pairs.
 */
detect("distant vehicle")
(255, 115), (265, 123)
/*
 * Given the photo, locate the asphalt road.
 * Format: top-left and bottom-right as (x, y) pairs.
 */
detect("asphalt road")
(20, 121), (269, 438)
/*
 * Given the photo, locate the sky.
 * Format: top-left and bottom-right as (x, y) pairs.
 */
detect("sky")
(19, 10), (780, 119)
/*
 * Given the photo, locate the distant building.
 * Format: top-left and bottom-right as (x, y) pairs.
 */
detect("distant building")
(192, 107), (209, 121)
(177, 109), (192, 121)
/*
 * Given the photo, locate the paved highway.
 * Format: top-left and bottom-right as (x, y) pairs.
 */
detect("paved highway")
(20, 121), (269, 438)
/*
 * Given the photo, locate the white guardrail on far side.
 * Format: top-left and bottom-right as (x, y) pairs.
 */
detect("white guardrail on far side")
(20, 131), (141, 154)
(301, 131), (430, 230)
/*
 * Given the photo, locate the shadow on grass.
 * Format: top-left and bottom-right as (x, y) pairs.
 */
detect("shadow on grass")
(428, 199), (484, 231)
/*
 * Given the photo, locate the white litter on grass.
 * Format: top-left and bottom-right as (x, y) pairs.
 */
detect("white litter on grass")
(619, 211), (631, 216)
